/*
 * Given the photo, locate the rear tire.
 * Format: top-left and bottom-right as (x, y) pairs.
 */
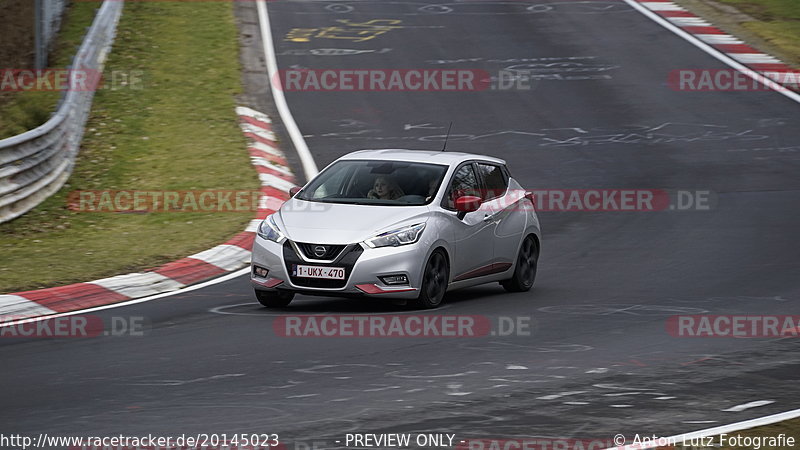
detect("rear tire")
(413, 250), (449, 309)
(501, 235), (538, 293)
(255, 289), (294, 307)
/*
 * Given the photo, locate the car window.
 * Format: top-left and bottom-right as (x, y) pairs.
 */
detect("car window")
(307, 163), (354, 199)
(476, 163), (508, 200)
(444, 164), (481, 209)
(296, 160), (448, 206)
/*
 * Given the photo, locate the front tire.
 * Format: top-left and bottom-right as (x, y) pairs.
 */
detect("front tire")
(413, 250), (449, 309)
(501, 235), (538, 292)
(255, 289), (294, 307)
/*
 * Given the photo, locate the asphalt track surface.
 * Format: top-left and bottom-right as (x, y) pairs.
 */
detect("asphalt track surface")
(3, 0), (800, 447)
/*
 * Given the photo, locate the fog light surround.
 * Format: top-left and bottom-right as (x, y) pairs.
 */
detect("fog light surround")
(253, 265), (269, 278)
(379, 274), (409, 285)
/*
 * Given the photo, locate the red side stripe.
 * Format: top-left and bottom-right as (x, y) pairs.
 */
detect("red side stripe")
(453, 263), (513, 282)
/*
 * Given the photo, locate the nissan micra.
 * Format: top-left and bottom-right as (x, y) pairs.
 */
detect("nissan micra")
(251, 149), (541, 308)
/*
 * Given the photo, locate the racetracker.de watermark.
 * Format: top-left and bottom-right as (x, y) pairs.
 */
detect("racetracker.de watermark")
(274, 69), (491, 91)
(0, 69), (143, 91)
(272, 69), (572, 92)
(666, 315), (800, 338)
(67, 190), (287, 213)
(473, 189), (714, 212)
(67, 189), (715, 213)
(523, 189), (714, 211)
(0, 315), (148, 338)
(668, 68), (800, 92)
(274, 315), (532, 337)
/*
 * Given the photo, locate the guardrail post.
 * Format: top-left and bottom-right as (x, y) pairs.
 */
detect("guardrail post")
(34, 0), (45, 69)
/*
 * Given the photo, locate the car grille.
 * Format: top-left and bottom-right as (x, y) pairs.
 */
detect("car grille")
(284, 242), (363, 289)
(296, 242), (346, 261)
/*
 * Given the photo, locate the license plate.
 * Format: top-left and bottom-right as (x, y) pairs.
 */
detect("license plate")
(293, 264), (345, 280)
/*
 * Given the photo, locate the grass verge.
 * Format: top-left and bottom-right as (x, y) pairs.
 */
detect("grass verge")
(0, 1), (98, 138)
(673, 0), (800, 68)
(718, 0), (800, 65)
(0, 1), (257, 293)
(656, 416), (800, 449)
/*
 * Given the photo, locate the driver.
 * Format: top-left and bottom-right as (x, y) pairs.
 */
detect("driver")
(367, 176), (404, 200)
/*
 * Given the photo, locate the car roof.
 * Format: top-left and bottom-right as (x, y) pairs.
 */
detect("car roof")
(339, 149), (506, 167)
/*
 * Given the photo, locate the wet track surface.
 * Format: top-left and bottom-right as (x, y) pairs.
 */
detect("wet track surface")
(2, 0), (800, 447)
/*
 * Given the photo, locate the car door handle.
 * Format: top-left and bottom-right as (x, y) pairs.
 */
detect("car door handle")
(483, 214), (495, 222)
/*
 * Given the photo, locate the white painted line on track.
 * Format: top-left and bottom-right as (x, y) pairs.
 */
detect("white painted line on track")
(255, 0), (319, 181)
(0, 268), (251, 328)
(722, 400), (775, 412)
(604, 407), (800, 449)
(622, 0), (800, 104)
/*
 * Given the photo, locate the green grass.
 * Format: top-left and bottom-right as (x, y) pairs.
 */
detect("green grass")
(660, 417), (800, 449)
(0, 2), (258, 293)
(716, 0), (800, 65)
(0, 1), (99, 138)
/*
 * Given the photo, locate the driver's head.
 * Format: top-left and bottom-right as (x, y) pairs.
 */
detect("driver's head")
(371, 176), (403, 200)
(373, 176), (391, 197)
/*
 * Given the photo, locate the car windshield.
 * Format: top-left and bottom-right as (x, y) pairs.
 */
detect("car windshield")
(295, 159), (449, 206)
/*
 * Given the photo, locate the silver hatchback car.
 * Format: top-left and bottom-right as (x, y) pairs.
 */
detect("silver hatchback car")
(250, 149), (541, 308)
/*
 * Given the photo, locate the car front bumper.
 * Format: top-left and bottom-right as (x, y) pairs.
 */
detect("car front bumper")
(250, 236), (426, 299)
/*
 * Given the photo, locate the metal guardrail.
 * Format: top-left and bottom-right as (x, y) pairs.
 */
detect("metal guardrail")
(35, 0), (69, 69)
(0, 0), (123, 223)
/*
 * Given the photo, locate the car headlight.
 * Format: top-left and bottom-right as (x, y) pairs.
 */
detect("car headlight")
(257, 215), (286, 243)
(364, 223), (426, 248)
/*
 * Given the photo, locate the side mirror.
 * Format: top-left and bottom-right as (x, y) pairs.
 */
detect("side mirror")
(455, 195), (482, 219)
(524, 190), (535, 206)
(289, 186), (301, 197)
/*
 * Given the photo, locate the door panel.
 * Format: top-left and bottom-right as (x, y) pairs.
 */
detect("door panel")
(443, 163), (495, 280)
(492, 192), (528, 264)
(475, 163), (524, 265)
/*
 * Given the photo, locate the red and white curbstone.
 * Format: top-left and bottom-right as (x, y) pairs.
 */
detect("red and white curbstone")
(633, 0), (799, 91)
(0, 107), (295, 322)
